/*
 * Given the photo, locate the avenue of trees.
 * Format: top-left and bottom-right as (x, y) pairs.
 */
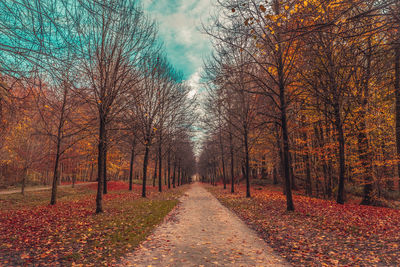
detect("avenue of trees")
(0, 0), (196, 213)
(199, 0), (400, 210)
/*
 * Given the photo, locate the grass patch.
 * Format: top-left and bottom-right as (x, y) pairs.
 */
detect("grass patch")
(64, 198), (180, 266)
(0, 185), (93, 210)
(0, 182), (187, 266)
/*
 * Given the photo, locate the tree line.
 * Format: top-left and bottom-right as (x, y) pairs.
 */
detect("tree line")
(199, 0), (400, 211)
(0, 0), (197, 213)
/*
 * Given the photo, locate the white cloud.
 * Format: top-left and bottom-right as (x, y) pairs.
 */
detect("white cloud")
(158, 7), (209, 48)
(143, 0), (213, 76)
(187, 70), (201, 99)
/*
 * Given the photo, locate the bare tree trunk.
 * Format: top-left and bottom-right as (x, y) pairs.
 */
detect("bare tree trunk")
(158, 133), (162, 192)
(89, 162), (94, 181)
(153, 154), (158, 187)
(50, 87), (68, 205)
(142, 141), (150, 198)
(273, 0), (294, 211)
(261, 155), (267, 179)
(280, 81), (294, 211)
(0, 95), (2, 133)
(72, 173), (76, 188)
(229, 131), (235, 193)
(167, 148), (171, 189)
(325, 122), (334, 197)
(276, 126), (285, 193)
(360, 38), (374, 205)
(172, 157), (176, 188)
(50, 137), (62, 205)
(164, 164), (167, 186)
(273, 166), (278, 185)
(59, 161), (63, 186)
(290, 152), (296, 190)
(219, 129), (227, 189)
(177, 159), (181, 187)
(129, 139), (136, 191)
(359, 120), (373, 204)
(395, 42), (400, 192)
(334, 103), (346, 204)
(214, 159), (218, 186)
(314, 124), (330, 198)
(96, 117), (106, 213)
(103, 130), (108, 195)
(244, 125), (251, 198)
(21, 167), (27, 195)
(302, 131), (312, 196)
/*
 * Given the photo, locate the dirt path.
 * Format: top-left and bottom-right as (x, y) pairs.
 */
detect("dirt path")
(0, 182), (95, 195)
(120, 183), (289, 267)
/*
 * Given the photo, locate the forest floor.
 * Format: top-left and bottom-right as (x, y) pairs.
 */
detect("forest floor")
(0, 182), (96, 195)
(0, 181), (186, 266)
(3, 181), (398, 266)
(120, 182), (288, 266)
(207, 184), (400, 266)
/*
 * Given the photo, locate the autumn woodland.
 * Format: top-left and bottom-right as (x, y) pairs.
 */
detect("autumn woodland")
(200, 0), (400, 207)
(1, 0), (400, 266)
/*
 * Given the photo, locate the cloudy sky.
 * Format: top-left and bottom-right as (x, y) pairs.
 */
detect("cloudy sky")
(142, 0), (214, 93)
(142, 0), (214, 153)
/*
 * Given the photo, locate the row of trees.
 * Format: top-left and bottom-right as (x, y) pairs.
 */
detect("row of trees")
(199, 0), (400, 211)
(0, 0), (196, 213)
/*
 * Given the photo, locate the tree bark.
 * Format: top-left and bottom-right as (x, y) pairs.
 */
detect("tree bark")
(21, 167), (27, 195)
(89, 162), (94, 181)
(172, 156), (176, 188)
(261, 155), (267, 179)
(0, 95), (2, 133)
(103, 130), (107, 195)
(152, 154), (158, 187)
(273, 166), (278, 185)
(360, 38), (374, 205)
(395, 42), (400, 192)
(314, 124), (331, 198)
(142, 140), (150, 198)
(302, 131), (312, 196)
(229, 131), (235, 193)
(177, 159), (181, 186)
(158, 133), (162, 192)
(167, 148), (171, 189)
(243, 125), (251, 198)
(276, 125), (285, 193)
(273, 0), (294, 211)
(290, 152), (296, 190)
(50, 137), (62, 205)
(50, 88), (67, 205)
(164, 163), (167, 185)
(219, 129), (227, 189)
(359, 121), (373, 204)
(96, 116), (106, 213)
(280, 80), (294, 211)
(129, 139), (136, 191)
(334, 103), (346, 204)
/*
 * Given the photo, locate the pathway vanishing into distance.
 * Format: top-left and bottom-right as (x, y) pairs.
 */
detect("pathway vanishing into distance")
(120, 183), (289, 267)
(0, 182), (96, 195)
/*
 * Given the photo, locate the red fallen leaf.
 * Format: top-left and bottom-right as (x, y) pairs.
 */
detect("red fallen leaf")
(0, 182), (176, 266)
(20, 253), (30, 259)
(208, 184), (400, 266)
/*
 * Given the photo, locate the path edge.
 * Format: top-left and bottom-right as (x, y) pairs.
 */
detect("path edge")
(203, 184), (291, 266)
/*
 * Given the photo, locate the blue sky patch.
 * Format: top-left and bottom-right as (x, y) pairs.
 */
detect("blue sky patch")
(142, 0), (213, 81)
